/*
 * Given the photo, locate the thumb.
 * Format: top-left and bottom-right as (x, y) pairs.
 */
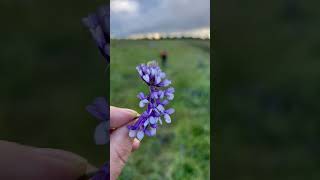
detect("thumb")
(110, 126), (134, 180)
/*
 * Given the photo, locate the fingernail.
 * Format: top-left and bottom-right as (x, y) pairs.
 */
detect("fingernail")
(122, 108), (139, 117)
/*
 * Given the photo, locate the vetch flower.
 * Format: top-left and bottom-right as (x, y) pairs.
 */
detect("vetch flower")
(82, 5), (110, 63)
(163, 108), (175, 123)
(91, 162), (109, 180)
(165, 87), (175, 100)
(86, 97), (109, 145)
(139, 99), (149, 108)
(128, 60), (175, 141)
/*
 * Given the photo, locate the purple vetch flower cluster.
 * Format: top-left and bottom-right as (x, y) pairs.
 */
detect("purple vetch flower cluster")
(128, 61), (175, 140)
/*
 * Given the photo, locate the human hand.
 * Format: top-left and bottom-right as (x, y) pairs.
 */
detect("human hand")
(0, 140), (96, 180)
(110, 106), (140, 180)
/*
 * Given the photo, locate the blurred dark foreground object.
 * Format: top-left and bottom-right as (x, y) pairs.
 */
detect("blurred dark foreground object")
(0, 140), (97, 180)
(213, 0), (320, 179)
(82, 5), (110, 64)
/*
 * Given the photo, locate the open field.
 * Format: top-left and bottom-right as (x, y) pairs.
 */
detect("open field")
(111, 39), (210, 180)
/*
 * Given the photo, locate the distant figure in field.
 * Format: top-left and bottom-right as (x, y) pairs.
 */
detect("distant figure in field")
(160, 50), (168, 67)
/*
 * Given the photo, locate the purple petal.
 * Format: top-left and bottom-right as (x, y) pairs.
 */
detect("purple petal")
(139, 99), (149, 108)
(149, 116), (157, 124)
(160, 72), (166, 78)
(86, 97), (108, 121)
(129, 130), (137, 138)
(156, 104), (165, 113)
(151, 91), (158, 99)
(161, 79), (171, 87)
(137, 92), (145, 99)
(150, 123), (158, 129)
(145, 68), (150, 75)
(148, 108), (153, 115)
(92, 162), (109, 180)
(142, 74), (150, 83)
(143, 119), (149, 127)
(167, 93), (174, 100)
(166, 87), (175, 93)
(158, 90), (164, 99)
(94, 121), (108, 145)
(153, 108), (161, 116)
(137, 130), (144, 140)
(150, 68), (156, 76)
(136, 66), (143, 76)
(165, 108), (175, 114)
(155, 76), (161, 84)
(162, 99), (169, 105)
(164, 114), (171, 124)
(145, 127), (156, 136)
(149, 128), (156, 136)
(94, 97), (108, 113)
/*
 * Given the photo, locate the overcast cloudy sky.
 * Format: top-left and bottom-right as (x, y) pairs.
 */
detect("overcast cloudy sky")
(110, 0), (210, 38)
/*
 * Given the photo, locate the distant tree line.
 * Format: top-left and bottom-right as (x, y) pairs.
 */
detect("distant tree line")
(132, 36), (210, 40)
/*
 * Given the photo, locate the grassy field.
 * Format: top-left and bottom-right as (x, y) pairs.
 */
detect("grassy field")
(110, 39), (210, 180)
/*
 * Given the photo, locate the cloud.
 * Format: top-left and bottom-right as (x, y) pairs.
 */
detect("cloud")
(111, 0), (210, 38)
(111, 0), (139, 14)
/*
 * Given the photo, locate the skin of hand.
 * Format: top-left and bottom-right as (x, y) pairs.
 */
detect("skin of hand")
(0, 106), (139, 180)
(0, 140), (96, 180)
(110, 106), (140, 180)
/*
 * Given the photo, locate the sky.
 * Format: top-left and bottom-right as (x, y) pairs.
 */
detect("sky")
(110, 0), (210, 39)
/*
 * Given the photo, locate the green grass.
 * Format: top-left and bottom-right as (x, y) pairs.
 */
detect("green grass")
(111, 39), (210, 180)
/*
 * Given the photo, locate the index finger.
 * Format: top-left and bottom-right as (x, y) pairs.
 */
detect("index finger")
(110, 106), (138, 128)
